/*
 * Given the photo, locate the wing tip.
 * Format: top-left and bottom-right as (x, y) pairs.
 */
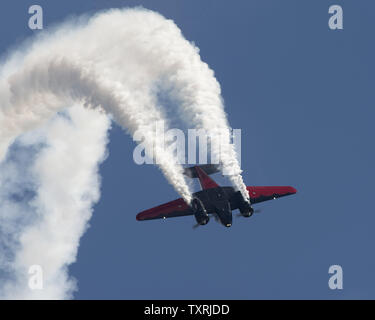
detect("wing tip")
(289, 186), (297, 194)
(136, 213), (145, 221)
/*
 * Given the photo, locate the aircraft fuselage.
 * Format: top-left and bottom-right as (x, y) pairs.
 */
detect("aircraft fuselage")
(192, 186), (240, 227)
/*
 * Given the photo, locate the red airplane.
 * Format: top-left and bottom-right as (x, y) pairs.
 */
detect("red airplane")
(136, 164), (297, 227)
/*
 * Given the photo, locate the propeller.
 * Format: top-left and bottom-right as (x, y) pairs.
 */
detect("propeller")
(192, 214), (220, 228)
(235, 209), (262, 218)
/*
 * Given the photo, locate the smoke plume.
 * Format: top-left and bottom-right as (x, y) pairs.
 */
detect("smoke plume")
(0, 8), (248, 299)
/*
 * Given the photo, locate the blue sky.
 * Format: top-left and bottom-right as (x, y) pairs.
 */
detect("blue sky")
(1, 0), (374, 299)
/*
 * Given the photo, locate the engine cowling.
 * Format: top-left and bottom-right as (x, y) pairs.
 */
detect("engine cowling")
(238, 198), (254, 218)
(191, 198), (209, 225)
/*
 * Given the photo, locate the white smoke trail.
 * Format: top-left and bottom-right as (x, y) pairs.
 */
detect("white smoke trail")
(0, 7), (247, 201)
(0, 106), (110, 299)
(0, 7), (249, 299)
(0, 9), (193, 203)
(151, 22), (250, 201)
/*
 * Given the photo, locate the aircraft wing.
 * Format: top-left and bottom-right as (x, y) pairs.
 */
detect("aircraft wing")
(136, 198), (193, 221)
(247, 186), (297, 204)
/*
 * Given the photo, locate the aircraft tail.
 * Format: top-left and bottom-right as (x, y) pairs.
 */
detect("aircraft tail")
(183, 164), (220, 178)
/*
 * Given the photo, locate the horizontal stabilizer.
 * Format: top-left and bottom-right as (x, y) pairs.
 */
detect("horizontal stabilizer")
(183, 164), (220, 178)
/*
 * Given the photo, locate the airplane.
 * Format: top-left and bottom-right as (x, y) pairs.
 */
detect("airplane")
(136, 164), (297, 228)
